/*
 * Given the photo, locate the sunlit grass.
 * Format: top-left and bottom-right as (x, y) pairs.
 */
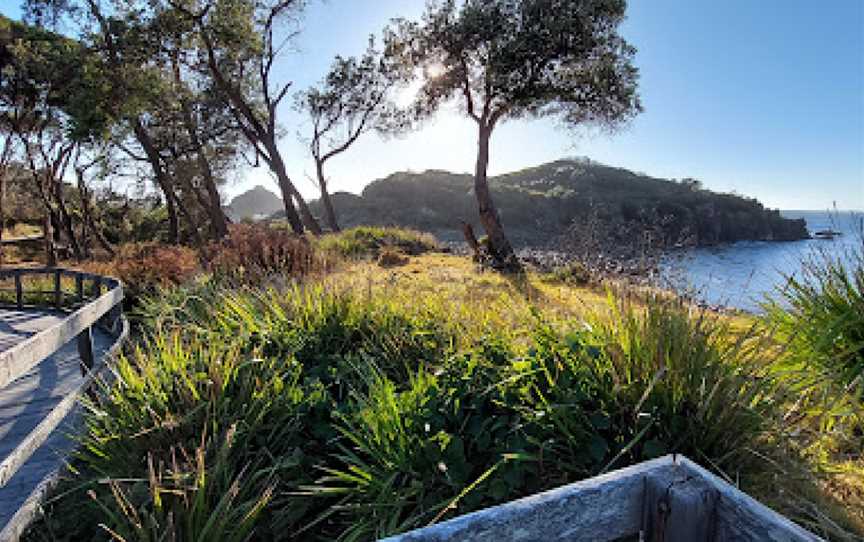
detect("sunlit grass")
(19, 236), (864, 541)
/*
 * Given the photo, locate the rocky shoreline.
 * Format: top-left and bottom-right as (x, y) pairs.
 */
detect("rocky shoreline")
(442, 241), (745, 315)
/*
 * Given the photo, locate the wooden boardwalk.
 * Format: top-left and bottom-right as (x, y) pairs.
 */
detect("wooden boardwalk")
(0, 310), (114, 532)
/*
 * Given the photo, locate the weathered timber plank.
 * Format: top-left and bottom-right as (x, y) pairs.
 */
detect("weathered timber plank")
(382, 456), (824, 542)
(0, 317), (125, 539)
(0, 286), (123, 390)
(676, 457), (821, 542)
(0, 323), (122, 487)
(380, 458), (676, 542)
(641, 469), (718, 541)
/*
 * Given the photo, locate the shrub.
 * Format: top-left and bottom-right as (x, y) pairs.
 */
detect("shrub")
(585, 295), (781, 473)
(762, 239), (864, 469)
(29, 333), (314, 542)
(377, 246), (410, 267)
(204, 224), (327, 283)
(317, 226), (439, 259)
(547, 261), (593, 285)
(82, 242), (200, 307)
(764, 240), (864, 389)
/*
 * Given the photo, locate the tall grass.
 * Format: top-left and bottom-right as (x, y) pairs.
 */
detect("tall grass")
(764, 239), (864, 390)
(761, 236), (863, 516)
(25, 281), (789, 541)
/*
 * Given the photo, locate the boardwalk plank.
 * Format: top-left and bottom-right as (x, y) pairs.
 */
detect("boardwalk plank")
(0, 310), (115, 536)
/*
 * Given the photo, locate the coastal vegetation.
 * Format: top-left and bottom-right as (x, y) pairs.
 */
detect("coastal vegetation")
(12, 225), (862, 541)
(0, 0), (860, 540)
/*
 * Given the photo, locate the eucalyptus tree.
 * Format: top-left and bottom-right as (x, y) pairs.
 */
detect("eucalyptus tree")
(174, 0), (322, 235)
(23, 0), (244, 244)
(0, 14), (92, 260)
(21, 0), (194, 244)
(391, 0), (642, 269)
(297, 37), (409, 232)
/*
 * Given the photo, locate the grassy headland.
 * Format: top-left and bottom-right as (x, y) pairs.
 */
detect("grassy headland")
(19, 226), (863, 541)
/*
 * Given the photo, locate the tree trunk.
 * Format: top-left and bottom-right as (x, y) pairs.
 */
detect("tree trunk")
(171, 189), (205, 247)
(164, 187), (181, 244)
(268, 144), (314, 235)
(0, 136), (9, 267)
(293, 188), (323, 235)
(51, 178), (83, 260)
(316, 161), (340, 232)
(0, 174), (4, 267)
(200, 162), (229, 238)
(76, 172), (115, 257)
(134, 121), (182, 244)
(460, 221), (482, 259)
(474, 124), (519, 270)
(43, 213), (56, 267)
(178, 94), (229, 239)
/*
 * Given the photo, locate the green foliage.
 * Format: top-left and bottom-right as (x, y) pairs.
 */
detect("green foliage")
(391, 0), (641, 131)
(764, 240), (864, 389)
(26, 281), (786, 540)
(316, 226), (440, 258)
(547, 261), (593, 285)
(589, 295), (781, 472)
(376, 246), (410, 267)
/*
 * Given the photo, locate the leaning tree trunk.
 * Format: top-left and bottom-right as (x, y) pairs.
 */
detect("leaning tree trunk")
(51, 178), (83, 260)
(76, 171), (115, 257)
(134, 121), (182, 244)
(475, 124), (519, 270)
(292, 188), (323, 236)
(163, 187), (181, 244)
(316, 161), (340, 232)
(268, 145), (320, 235)
(179, 102), (229, 239)
(171, 53), (230, 240)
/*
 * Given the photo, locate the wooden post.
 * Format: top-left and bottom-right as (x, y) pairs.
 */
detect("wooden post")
(53, 270), (62, 309)
(75, 274), (84, 305)
(0, 172), (4, 268)
(14, 270), (22, 309)
(641, 472), (718, 541)
(92, 276), (102, 298)
(76, 326), (94, 377)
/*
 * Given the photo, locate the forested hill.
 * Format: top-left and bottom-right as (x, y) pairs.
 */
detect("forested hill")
(226, 185), (285, 221)
(291, 159), (809, 246)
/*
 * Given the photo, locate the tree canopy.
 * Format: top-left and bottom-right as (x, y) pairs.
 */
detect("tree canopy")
(296, 35), (410, 231)
(390, 0), (642, 268)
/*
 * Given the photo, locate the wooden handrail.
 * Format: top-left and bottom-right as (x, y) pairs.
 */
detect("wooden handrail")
(0, 267), (125, 490)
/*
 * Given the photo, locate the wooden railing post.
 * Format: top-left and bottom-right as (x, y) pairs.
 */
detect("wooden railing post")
(75, 274), (84, 305)
(0, 267), (126, 501)
(76, 326), (94, 377)
(53, 270), (62, 309)
(14, 270), (22, 309)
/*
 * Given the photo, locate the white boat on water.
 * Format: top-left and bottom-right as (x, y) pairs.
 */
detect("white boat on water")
(813, 229), (843, 239)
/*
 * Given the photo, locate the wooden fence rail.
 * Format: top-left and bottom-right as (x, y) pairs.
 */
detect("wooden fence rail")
(0, 267), (126, 540)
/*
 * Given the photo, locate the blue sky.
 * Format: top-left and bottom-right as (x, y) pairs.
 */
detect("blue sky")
(2, 0), (862, 210)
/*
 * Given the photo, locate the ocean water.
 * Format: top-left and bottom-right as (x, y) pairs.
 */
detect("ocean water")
(664, 211), (863, 313)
